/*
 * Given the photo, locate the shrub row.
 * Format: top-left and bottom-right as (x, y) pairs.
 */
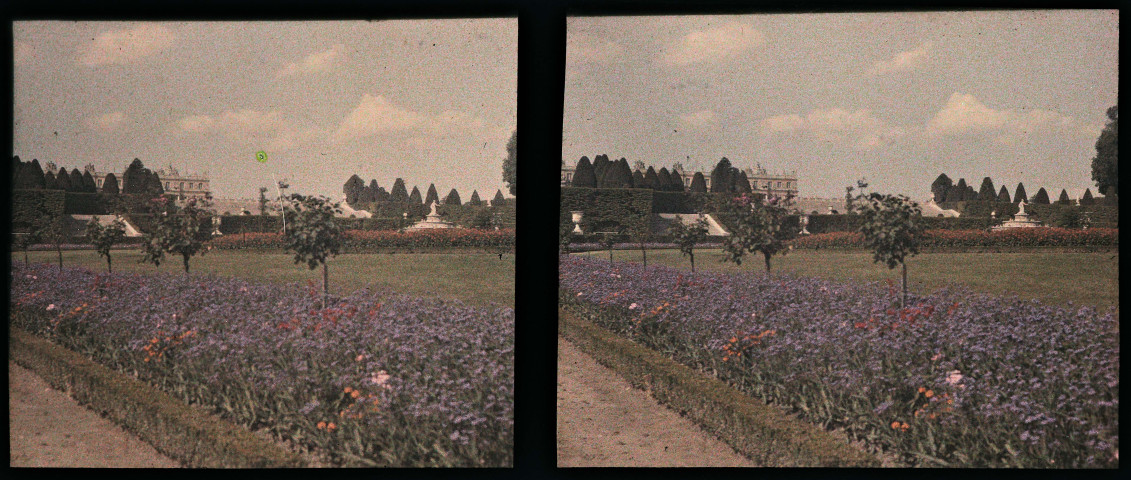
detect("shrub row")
(559, 308), (879, 467)
(9, 324), (306, 467)
(790, 228), (1119, 249)
(561, 187), (653, 235)
(209, 228), (516, 252)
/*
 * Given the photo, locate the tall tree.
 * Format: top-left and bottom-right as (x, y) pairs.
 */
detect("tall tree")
(593, 154), (611, 187)
(468, 190), (482, 206)
(1013, 182), (1028, 204)
(425, 183), (440, 206)
(409, 186), (423, 204)
(122, 158), (148, 194)
(1056, 189), (1072, 205)
(735, 170), (752, 193)
(259, 187), (269, 215)
(492, 189), (506, 206)
(977, 177), (996, 201)
(56, 169), (73, 192)
(343, 174), (365, 206)
(709, 157), (734, 193)
(102, 173), (120, 194)
(689, 172), (708, 193)
(70, 168), (86, 193)
(44, 169), (60, 190)
(642, 166), (660, 189)
(605, 158), (633, 189)
(954, 178), (968, 201)
(1080, 188), (1095, 206)
(572, 156), (597, 188)
(657, 167), (673, 191)
(668, 169), (685, 192)
(1032, 187), (1051, 204)
(945, 184), (963, 202)
(1090, 105), (1117, 197)
(16, 158), (46, 190)
(502, 129), (517, 196)
(365, 180), (381, 203)
(82, 170), (97, 193)
(444, 188), (462, 206)
(146, 171), (165, 195)
(631, 170), (645, 188)
(930, 173), (953, 203)
(390, 178), (409, 202)
(997, 185), (1010, 203)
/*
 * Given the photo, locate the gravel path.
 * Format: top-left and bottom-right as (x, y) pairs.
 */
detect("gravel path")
(556, 339), (757, 467)
(8, 361), (181, 468)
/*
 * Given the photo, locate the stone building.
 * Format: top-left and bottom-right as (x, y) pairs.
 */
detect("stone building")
(86, 163), (211, 199)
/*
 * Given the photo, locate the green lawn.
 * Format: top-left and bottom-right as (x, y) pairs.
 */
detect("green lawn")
(13, 250), (514, 309)
(578, 248), (1119, 312)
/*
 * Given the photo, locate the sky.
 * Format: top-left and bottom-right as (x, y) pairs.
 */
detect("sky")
(14, 20), (516, 201)
(562, 10), (1118, 200)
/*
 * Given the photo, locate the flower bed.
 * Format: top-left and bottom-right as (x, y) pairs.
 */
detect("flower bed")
(790, 228), (1118, 249)
(558, 255), (1118, 467)
(568, 241), (723, 252)
(208, 228), (515, 252)
(10, 262), (513, 467)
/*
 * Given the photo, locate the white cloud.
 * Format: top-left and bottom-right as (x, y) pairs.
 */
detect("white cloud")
(677, 109), (716, 128)
(760, 108), (905, 150)
(276, 43), (348, 78)
(867, 42), (932, 76)
(660, 22), (764, 66)
(79, 23), (175, 66)
(568, 36), (624, 64)
(176, 109), (318, 152)
(332, 94), (492, 143)
(926, 92), (1084, 140)
(85, 111), (128, 132)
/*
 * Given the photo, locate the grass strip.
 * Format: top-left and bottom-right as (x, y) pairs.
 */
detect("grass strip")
(9, 325), (307, 468)
(559, 307), (880, 467)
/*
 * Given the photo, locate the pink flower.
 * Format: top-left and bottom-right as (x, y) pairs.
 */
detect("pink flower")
(46, 304), (56, 311)
(629, 303), (639, 310)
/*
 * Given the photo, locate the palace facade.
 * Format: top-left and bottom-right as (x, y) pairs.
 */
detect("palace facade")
(83, 163), (211, 199)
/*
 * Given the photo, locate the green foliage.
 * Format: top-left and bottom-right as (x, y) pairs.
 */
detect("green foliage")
(572, 157), (596, 188)
(689, 172), (708, 193)
(140, 196), (214, 273)
(560, 187), (653, 236)
(425, 183), (440, 206)
(1032, 187), (1051, 204)
(1013, 183), (1028, 204)
(491, 189), (506, 206)
(930, 173), (953, 203)
(1090, 105), (1117, 197)
(642, 166), (659, 189)
(258, 187), (269, 215)
(81, 170), (97, 193)
(467, 190), (482, 206)
(85, 216), (127, 272)
(343, 174), (365, 206)
(669, 215), (709, 272)
(56, 168), (73, 191)
(710, 157), (734, 193)
(63, 192), (110, 215)
(502, 129), (517, 196)
(977, 177), (996, 201)
(720, 192), (797, 274)
(11, 189), (66, 232)
(1056, 189), (1072, 205)
(997, 185), (1010, 203)
(390, 178), (409, 203)
(102, 173), (120, 194)
(1080, 188), (1095, 205)
(444, 188), (462, 206)
(852, 181), (923, 270)
(409, 186), (423, 205)
(283, 194), (343, 270)
(668, 169), (685, 192)
(15, 158), (47, 190)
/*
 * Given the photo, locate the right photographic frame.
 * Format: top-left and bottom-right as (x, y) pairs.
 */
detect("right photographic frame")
(558, 11), (1119, 468)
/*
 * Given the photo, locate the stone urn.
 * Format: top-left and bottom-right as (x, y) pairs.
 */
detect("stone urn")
(570, 211), (584, 234)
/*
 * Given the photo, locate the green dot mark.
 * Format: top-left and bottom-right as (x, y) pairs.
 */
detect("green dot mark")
(256, 151), (268, 163)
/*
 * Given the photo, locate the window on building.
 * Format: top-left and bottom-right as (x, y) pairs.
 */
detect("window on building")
(776, 181), (782, 188)
(166, 182), (170, 189)
(179, 182), (184, 189)
(97, 179), (103, 187)
(198, 183), (203, 189)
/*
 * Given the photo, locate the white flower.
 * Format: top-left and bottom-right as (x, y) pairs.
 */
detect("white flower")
(945, 370), (963, 385)
(46, 304), (56, 311)
(576, 292), (584, 297)
(629, 303), (639, 310)
(371, 370), (392, 388)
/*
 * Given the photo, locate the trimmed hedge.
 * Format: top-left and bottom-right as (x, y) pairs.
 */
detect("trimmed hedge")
(559, 308), (880, 467)
(651, 191), (723, 214)
(11, 189), (66, 231)
(561, 187), (653, 235)
(209, 228), (515, 252)
(791, 228), (1119, 249)
(9, 323), (306, 468)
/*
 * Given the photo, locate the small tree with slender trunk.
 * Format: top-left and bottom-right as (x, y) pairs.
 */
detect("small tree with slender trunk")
(720, 192), (797, 275)
(41, 212), (73, 270)
(85, 216), (127, 273)
(669, 215), (709, 272)
(601, 232), (617, 264)
(283, 194), (343, 309)
(13, 229), (41, 266)
(140, 196), (214, 274)
(851, 180), (923, 309)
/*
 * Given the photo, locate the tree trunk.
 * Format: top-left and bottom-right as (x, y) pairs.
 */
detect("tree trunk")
(901, 261), (908, 309)
(322, 262), (329, 309)
(107, 255), (113, 273)
(690, 251), (695, 273)
(763, 251), (772, 276)
(608, 247), (613, 264)
(24, 249), (29, 266)
(641, 245), (647, 268)
(57, 244), (63, 270)
(183, 253), (190, 274)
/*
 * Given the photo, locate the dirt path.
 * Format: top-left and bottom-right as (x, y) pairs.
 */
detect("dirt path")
(556, 339), (757, 467)
(8, 361), (181, 468)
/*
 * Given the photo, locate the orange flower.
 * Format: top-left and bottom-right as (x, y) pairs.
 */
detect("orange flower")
(900, 423), (910, 431)
(350, 390), (361, 399)
(925, 390), (934, 398)
(344, 386), (353, 394)
(918, 387), (926, 393)
(890, 421), (900, 429)
(326, 422), (337, 431)
(317, 421), (326, 429)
